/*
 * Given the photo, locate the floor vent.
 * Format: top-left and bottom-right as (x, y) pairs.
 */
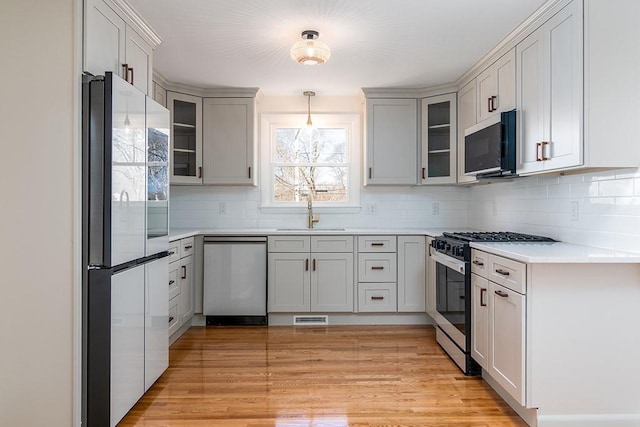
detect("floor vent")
(293, 315), (329, 325)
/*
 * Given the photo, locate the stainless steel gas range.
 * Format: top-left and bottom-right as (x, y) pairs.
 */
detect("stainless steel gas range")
(430, 231), (555, 375)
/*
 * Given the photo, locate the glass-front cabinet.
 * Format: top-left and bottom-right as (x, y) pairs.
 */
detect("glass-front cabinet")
(420, 93), (457, 184)
(167, 92), (202, 184)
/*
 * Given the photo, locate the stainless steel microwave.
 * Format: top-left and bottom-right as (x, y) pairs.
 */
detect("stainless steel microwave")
(464, 110), (516, 178)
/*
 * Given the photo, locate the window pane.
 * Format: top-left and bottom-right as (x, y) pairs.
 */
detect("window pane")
(274, 166), (347, 202)
(274, 128), (346, 164)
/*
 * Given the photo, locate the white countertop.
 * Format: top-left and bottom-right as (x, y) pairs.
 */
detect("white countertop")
(168, 227), (466, 241)
(470, 241), (640, 264)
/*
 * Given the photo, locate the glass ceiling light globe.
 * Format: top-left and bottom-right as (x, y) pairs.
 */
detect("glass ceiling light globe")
(290, 30), (331, 65)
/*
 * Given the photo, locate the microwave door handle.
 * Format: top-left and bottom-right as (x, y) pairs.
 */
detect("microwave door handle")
(431, 251), (466, 274)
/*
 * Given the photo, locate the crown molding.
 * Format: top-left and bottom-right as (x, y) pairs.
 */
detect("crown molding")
(152, 70), (259, 98)
(456, 0), (570, 88)
(107, 0), (162, 48)
(361, 83), (457, 99)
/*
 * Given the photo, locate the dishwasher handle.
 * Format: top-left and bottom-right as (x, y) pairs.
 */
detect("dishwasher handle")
(204, 236), (267, 243)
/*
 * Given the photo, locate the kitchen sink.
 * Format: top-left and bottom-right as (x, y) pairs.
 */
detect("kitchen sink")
(276, 228), (346, 232)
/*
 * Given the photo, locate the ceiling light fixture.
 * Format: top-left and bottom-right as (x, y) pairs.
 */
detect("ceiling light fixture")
(290, 30), (331, 65)
(304, 91), (315, 127)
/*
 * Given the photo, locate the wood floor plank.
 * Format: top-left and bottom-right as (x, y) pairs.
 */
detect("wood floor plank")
(119, 325), (526, 426)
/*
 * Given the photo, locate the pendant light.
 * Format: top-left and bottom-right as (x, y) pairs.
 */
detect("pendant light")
(290, 30), (331, 65)
(304, 91), (315, 127)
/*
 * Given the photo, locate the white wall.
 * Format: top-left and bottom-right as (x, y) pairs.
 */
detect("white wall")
(0, 1), (78, 426)
(469, 168), (640, 254)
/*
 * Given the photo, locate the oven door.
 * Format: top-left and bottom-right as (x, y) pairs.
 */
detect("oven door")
(430, 249), (467, 351)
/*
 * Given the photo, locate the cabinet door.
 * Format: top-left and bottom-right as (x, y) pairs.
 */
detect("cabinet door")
(471, 273), (489, 370)
(516, 27), (546, 175)
(365, 99), (418, 185)
(543, 1), (582, 172)
(457, 80), (478, 184)
(168, 92), (203, 184)
(311, 253), (354, 312)
(125, 26), (153, 95)
(397, 236), (426, 312)
(477, 49), (515, 122)
(202, 98), (256, 185)
(489, 281), (525, 405)
(84, 0), (126, 78)
(268, 253), (311, 312)
(178, 255), (194, 324)
(421, 94), (457, 185)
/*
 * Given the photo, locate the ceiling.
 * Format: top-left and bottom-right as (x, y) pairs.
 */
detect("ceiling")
(129, 0), (548, 96)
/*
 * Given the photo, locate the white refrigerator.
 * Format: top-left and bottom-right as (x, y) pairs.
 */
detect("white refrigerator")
(82, 72), (170, 426)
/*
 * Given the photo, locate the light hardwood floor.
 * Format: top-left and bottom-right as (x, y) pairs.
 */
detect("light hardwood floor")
(120, 325), (526, 426)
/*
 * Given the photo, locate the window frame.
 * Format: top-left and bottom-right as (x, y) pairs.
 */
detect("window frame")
(260, 113), (361, 211)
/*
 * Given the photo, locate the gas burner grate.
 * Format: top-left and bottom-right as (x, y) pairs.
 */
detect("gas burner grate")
(442, 231), (555, 243)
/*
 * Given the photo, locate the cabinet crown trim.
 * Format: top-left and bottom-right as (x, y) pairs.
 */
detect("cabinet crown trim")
(153, 71), (259, 98)
(108, 0), (162, 47)
(362, 84), (457, 99)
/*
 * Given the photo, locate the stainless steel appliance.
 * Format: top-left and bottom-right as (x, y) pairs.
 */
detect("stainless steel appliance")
(430, 231), (554, 375)
(203, 236), (267, 325)
(82, 72), (170, 426)
(464, 110), (516, 178)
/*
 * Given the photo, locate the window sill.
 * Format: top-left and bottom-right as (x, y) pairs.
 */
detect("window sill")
(260, 205), (362, 214)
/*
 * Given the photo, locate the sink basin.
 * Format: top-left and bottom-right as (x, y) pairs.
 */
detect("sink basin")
(276, 228), (346, 232)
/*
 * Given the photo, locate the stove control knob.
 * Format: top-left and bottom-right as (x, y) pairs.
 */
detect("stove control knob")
(445, 243), (451, 251)
(455, 246), (464, 257)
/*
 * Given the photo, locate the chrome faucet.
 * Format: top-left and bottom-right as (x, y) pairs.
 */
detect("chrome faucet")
(307, 192), (320, 229)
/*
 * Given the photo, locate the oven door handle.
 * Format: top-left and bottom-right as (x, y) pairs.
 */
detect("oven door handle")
(431, 251), (466, 274)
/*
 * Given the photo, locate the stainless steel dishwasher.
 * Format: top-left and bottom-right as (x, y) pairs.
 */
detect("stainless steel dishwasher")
(203, 236), (267, 325)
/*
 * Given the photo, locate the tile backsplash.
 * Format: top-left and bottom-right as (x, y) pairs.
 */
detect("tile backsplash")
(171, 167), (640, 254)
(468, 167), (640, 254)
(170, 185), (470, 230)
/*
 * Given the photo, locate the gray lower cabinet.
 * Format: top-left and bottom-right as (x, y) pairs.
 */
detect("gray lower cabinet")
(357, 235), (397, 312)
(397, 236), (426, 312)
(268, 236), (354, 313)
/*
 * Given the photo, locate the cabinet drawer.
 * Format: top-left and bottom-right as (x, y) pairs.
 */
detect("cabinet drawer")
(169, 264), (180, 300)
(471, 249), (489, 278)
(358, 283), (397, 312)
(311, 235), (354, 253)
(268, 236), (311, 253)
(168, 296), (180, 335)
(180, 237), (195, 258)
(488, 254), (526, 294)
(168, 242), (180, 263)
(358, 253), (397, 282)
(358, 236), (397, 252)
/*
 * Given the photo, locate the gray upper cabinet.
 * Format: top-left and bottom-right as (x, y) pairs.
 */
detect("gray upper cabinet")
(83, 0), (160, 95)
(420, 94), (457, 185)
(364, 98), (418, 185)
(202, 97), (256, 185)
(476, 49), (516, 123)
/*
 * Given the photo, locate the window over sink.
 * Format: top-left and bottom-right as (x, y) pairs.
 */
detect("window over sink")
(260, 113), (361, 210)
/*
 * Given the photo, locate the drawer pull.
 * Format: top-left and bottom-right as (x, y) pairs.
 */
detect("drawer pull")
(312, 259), (316, 271)
(168, 250), (176, 255)
(168, 316), (175, 323)
(305, 258), (309, 271)
(495, 290), (509, 298)
(480, 288), (487, 306)
(184, 245), (193, 250)
(181, 265), (187, 279)
(495, 268), (510, 276)
(371, 266), (384, 270)
(371, 243), (385, 247)
(169, 280), (175, 285)
(371, 296), (384, 301)
(472, 260), (484, 266)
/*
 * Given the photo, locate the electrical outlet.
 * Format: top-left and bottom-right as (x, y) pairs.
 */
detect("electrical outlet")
(432, 202), (440, 215)
(219, 202), (227, 215)
(570, 201), (579, 221)
(492, 201), (498, 217)
(364, 203), (377, 215)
